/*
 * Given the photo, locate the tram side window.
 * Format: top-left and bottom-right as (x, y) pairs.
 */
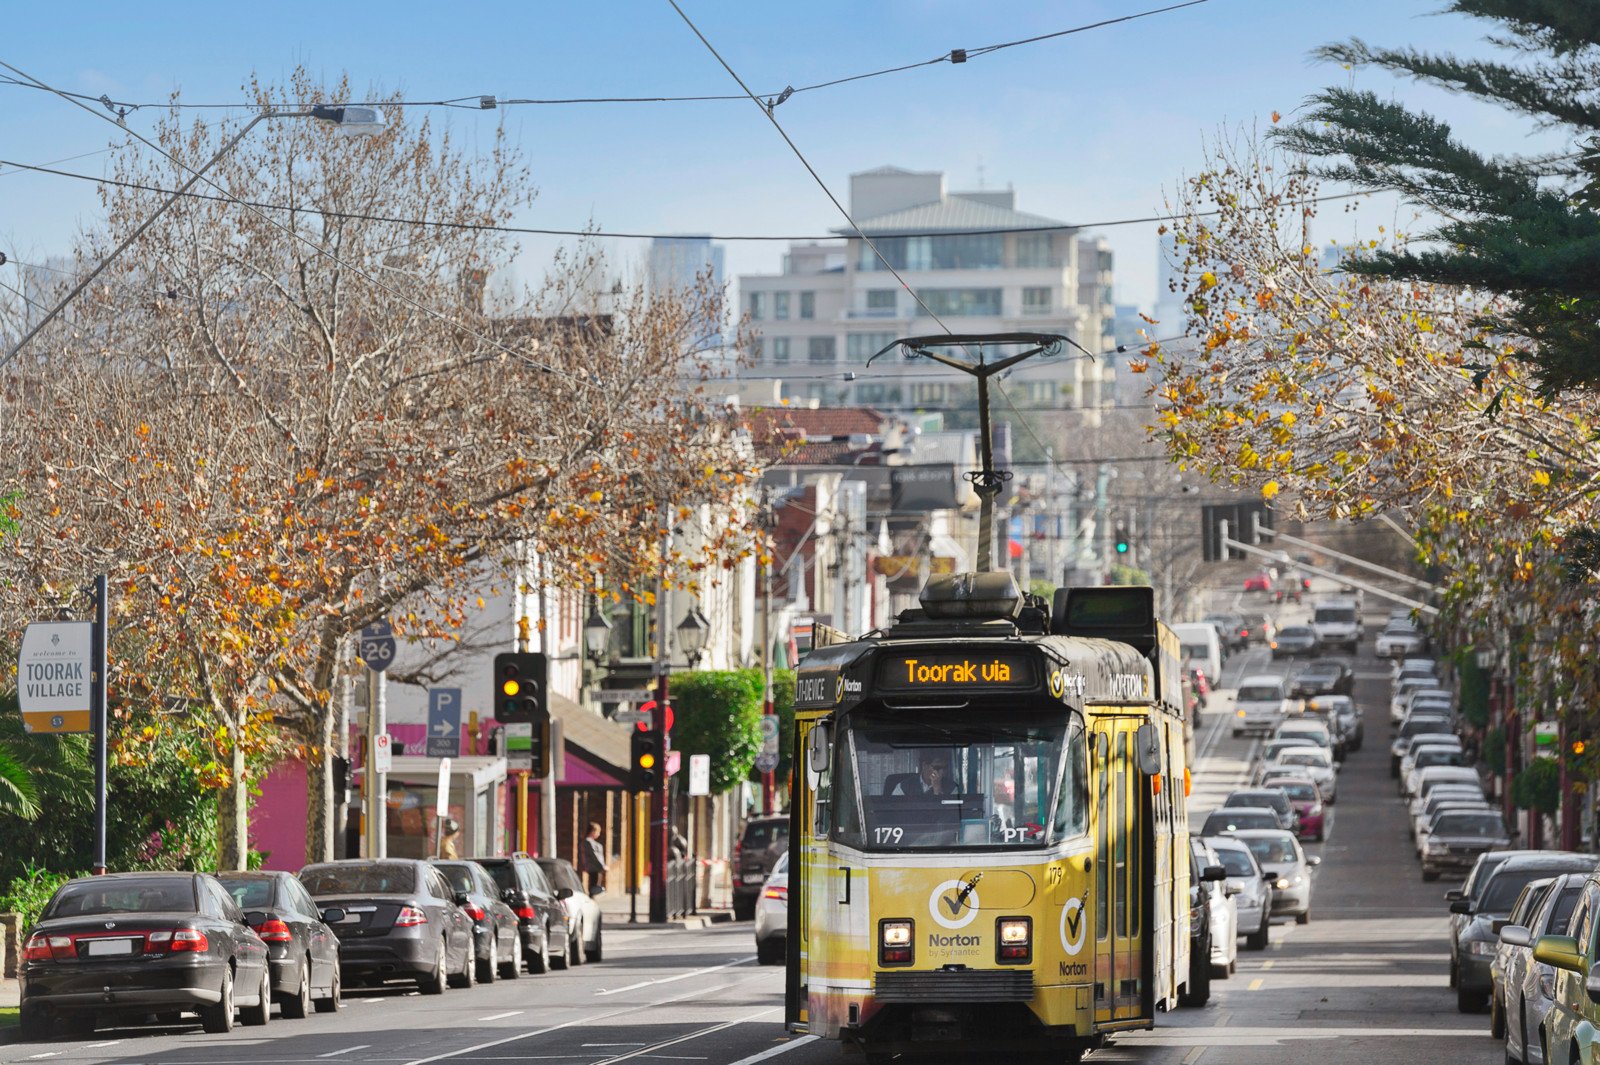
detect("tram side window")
(1052, 723), (1088, 840)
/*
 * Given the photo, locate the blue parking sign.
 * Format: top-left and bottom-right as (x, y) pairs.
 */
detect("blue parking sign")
(426, 688), (462, 758)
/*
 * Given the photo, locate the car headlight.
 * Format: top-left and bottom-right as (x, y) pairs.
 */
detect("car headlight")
(1467, 940), (1496, 956)
(1425, 840), (1448, 854)
(1274, 877), (1290, 890)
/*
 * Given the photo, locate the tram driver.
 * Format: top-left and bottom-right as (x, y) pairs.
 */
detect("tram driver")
(884, 750), (960, 797)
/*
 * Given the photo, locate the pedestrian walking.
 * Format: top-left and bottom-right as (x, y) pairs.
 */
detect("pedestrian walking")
(581, 821), (607, 894)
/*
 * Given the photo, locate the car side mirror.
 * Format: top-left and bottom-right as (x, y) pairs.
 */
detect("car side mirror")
(1201, 864), (1228, 883)
(1445, 889), (1464, 902)
(1306, 856), (1321, 867)
(1534, 934), (1584, 974)
(1499, 925), (1532, 947)
(555, 887), (574, 901)
(1450, 899), (1474, 916)
(1586, 962), (1600, 1002)
(320, 907), (346, 924)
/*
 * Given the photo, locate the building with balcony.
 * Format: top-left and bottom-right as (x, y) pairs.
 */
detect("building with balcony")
(737, 166), (1115, 425)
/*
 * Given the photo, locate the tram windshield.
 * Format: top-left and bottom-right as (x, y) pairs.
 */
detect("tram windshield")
(833, 708), (1084, 851)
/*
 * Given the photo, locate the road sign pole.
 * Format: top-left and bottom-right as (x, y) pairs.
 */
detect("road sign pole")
(91, 574), (108, 876)
(364, 668), (387, 859)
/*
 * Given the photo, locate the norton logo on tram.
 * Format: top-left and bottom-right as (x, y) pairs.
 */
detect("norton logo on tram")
(1059, 895), (1087, 956)
(1048, 668), (1086, 700)
(928, 879), (982, 930)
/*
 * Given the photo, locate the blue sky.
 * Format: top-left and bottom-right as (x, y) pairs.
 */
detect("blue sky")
(0, 1), (1571, 311)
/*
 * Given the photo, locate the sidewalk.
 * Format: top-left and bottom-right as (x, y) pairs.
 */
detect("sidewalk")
(596, 889), (734, 930)
(0, 975), (16, 1008)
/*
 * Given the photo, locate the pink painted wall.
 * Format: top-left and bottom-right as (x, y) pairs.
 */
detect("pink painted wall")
(251, 758), (310, 871)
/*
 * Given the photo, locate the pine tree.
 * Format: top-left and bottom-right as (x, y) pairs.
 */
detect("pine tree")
(1275, 1), (1600, 393)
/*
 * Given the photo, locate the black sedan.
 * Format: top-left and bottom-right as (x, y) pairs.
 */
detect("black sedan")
(19, 872), (271, 1039)
(474, 855), (564, 974)
(299, 859), (474, 994)
(216, 871), (343, 1017)
(430, 860), (523, 983)
(1288, 660), (1353, 697)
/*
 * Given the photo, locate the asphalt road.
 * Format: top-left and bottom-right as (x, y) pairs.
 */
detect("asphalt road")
(2, 590), (1499, 1065)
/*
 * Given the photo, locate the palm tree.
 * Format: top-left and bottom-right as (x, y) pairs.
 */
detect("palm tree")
(0, 740), (41, 820)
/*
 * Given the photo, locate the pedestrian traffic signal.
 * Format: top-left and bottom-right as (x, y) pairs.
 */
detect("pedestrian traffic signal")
(1114, 525), (1130, 555)
(492, 652), (548, 724)
(630, 728), (660, 792)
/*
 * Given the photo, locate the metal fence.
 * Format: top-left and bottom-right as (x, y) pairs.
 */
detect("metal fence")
(666, 857), (698, 919)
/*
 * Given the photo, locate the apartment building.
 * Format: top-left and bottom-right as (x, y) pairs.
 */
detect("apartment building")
(737, 166), (1115, 423)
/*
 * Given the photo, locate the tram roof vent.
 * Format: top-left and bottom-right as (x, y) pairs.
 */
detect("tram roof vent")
(919, 571), (1022, 620)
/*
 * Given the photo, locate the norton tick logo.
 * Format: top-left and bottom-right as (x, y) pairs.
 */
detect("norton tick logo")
(928, 875), (982, 930)
(1059, 896), (1087, 956)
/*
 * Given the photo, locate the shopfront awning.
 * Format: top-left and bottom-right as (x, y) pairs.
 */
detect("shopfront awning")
(551, 690), (632, 789)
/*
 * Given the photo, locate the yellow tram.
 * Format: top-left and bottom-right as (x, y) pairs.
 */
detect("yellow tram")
(784, 575), (1196, 1062)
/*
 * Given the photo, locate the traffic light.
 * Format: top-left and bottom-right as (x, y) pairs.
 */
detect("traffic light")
(1114, 524), (1130, 555)
(492, 652), (548, 724)
(1573, 739), (1587, 757)
(630, 727), (660, 792)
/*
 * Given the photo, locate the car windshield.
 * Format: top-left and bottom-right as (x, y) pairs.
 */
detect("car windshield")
(1416, 750), (1462, 768)
(216, 876), (275, 910)
(1241, 836), (1299, 863)
(300, 863), (415, 895)
(1315, 607), (1357, 625)
(432, 864), (476, 895)
(535, 859), (582, 894)
(1432, 812), (1504, 838)
(1204, 811), (1276, 831)
(480, 863), (518, 893)
(743, 820), (787, 850)
(1280, 751), (1329, 767)
(1273, 781), (1317, 802)
(1213, 848), (1258, 877)
(1238, 685), (1282, 702)
(1482, 869), (1563, 915)
(1180, 642), (1209, 661)
(47, 878), (197, 917)
(837, 708), (1078, 850)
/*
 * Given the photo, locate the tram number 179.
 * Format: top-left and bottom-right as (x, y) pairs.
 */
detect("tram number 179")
(873, 826), (905, 844)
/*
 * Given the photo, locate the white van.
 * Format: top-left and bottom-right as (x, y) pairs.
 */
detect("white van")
(1172, 622), (1224, 690)
(1311, 597), (1362, 654)
(1234, 674), (1295, 737)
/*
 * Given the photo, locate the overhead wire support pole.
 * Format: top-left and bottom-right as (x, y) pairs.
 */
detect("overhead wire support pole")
(868, 332), (1083, 572)
(1220, 531), (1437, 616)
(1255, 525), (1437, 592)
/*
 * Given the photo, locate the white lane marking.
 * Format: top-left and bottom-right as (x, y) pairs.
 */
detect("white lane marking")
(725, 1037), (818, 1065)
(399, 978), (744, 1065)
(594, 957), (755, 996)
(478, 1011), (523, 1022)
(1183, 1048), (1206, 1065)
(590, 1008), (780, 1065)
(27, 1054), (59, 1060)
(582, 1045), (647, 1049)
(319, 1045), (373, 1058)
(83, 1042), (123, 1049)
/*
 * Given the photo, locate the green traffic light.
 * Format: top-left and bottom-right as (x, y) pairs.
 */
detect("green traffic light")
(1116, 541), (1129, 554)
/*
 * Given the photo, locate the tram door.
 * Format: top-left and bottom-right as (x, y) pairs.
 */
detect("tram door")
(1092, 719), (1145, 1024)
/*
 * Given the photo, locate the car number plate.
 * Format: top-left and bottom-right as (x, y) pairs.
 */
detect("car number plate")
(87, 937), (137, 956)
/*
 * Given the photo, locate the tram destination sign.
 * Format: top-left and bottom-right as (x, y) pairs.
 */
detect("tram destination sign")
(875, 651), (1038, 693)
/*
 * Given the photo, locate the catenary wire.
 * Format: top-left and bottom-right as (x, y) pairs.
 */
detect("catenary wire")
(0, 57), (575, 380)
(0, 156), (1385, 242)
(0, 2), (1211, 114)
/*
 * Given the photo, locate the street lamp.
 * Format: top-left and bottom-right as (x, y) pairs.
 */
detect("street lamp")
(1475, 648), (1495, 670)
(583, 603), (614, 661)
(5, 104), (384, 365)
(677, 607), (710, 669)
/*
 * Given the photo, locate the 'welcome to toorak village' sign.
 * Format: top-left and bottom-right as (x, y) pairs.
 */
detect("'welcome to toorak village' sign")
(18, 621), (93, 734)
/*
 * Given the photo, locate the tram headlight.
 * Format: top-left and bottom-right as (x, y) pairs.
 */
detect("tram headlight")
(879, 919), (914, 966)
(997, 917), (1032, 964)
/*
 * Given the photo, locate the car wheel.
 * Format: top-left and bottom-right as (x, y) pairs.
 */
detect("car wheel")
(201, 966), (236, 1033)
(501, 932), (523, 980)
(1422, 870), (1440, 882)
(1457, 987), (1487, 1013)
(19, 1004), (48, 1042)
(282, 957), (312, 1019)
(588, 920), (603, 963)
(733, 897), (756, 922)
(571, 928), (587, 966)
(1296, 910), (1310, 925)
(449, 940), (476, 989)
(757, 937), (784, 965)
(314, 963), (341, 1013)
(241, 968), (272, 1027)
(1246, 916), (1269, 951)
(419, 940), (447, 995)
(528, 928), (551, 974)
(477, 934), (498, 984)
(1179, 951), (1211, 1007)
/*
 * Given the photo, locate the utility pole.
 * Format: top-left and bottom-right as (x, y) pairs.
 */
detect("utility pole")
(759, 486), (776, 815)
(650, 524), (672, 924)
(90, 574), (108, 875)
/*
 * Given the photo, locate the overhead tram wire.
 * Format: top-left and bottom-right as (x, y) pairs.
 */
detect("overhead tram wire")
(0, 57), (575, 381)
(0, 156), (1384, 242)
(0, 2), (1211, 115)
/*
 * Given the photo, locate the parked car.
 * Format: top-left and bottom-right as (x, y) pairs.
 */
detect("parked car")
(1410, 766), (1483, 814)
(1490, 876), (1559, 1054)
(733, 814), (790, 921)
(299, 859), (474, 993)
(430, 860), (524, 983)
(1193, 838), (1237, 979)
(1421, 808), (1512, 883)
(1259, 775), (1328, 842)
(1180, 844), (1227, 1006)
(1412, 786), (1490, 846)
(1250, 737), (1320, 785)
(1498, 872), (1583, 1065)
(19, 872), (272, 1039)
(1200, 807), (1286, 835)
(1231, 828), (1320, 924)
(1451, 852), (1595, 1013)
(1222, 789), (1301, 837)
(534, 857), (603, 965)
(1234, 674), (1296, 738)
(1398, 734), (1462, 784)
(1375, 621), (1427, 658)
(1390, 715), (1456, 776)
(1270, 624), (1320, 658)
(472, 855), (565, 974)
(1403, 746), (1468, 797)
(1288, 660), (1353, 698)
(1205, 834), (1273, 950)
(754, 851), (789, 965)
(216, 870), (343, 1017)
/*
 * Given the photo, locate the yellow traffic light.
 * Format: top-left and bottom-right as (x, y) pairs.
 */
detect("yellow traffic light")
(501, 679), (520, 697)
(639, 753), (656, 769)
(1574, 740), (1587, 756)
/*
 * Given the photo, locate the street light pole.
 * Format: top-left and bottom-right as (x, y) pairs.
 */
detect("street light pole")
(4, 105), (382, 368)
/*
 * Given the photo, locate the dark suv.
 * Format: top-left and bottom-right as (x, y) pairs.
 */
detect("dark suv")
(733, 815), (789, 921)
(472, 856), (566, 974)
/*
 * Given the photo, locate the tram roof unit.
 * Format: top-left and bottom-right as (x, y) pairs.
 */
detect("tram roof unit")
(792, 573), (1183, 714)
